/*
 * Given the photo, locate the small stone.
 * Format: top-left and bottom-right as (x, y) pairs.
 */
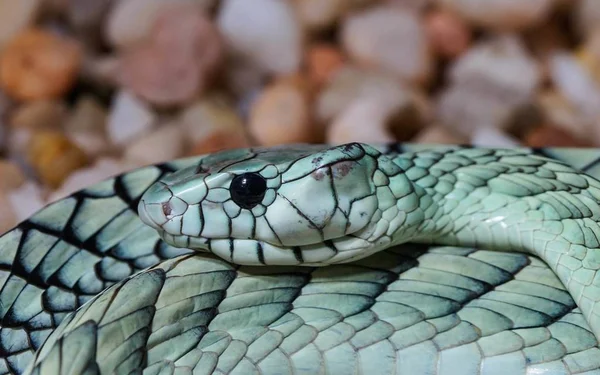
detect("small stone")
(9, 99), (67, 129)
(118, 2), (223, 106)
(0, 0), (42, 49)
(317, 65), (408, 123)
(438, 0), (555, 30)
(412, 125), (467, 145)
(106, 0), (216, 48)
(107, 90), (157, 146)
(425, 8), (472, 59)
(292, 0), (346, 32)
(0, 28), (82, 101)
(536, 89), (593, 141)
(341, 6), (432, 84)
(48, 158), (137, 202)
(436, 35), (541, 136)
(27, 131), (89, 188)
(6, 181), (46, 222)
(181, 95), (249, 155)
(0, 193), (18, 234)
(524, 124), (592, 148)
(471, 127), (521, 148)
(217, 0), (303, 75)
(0, 160), (26, 191)
(305, 44), (345, 88)
(65, 96), (109, 156)
(249, 76), (315, 146)
(575, 0), (600, 37)
(549, 51), (600, 123)
(125, 122), (186, 166)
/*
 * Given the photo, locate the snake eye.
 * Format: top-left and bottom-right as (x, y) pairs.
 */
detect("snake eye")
(230, 173), (267, 209)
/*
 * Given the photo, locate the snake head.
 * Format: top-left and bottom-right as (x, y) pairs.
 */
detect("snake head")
(139, 142), (405, 266)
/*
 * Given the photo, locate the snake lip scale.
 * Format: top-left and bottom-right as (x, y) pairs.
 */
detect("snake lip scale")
(5, 141), (600, 374)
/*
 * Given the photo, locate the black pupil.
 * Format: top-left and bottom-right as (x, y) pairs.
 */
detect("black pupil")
(230, 173), (267, 209)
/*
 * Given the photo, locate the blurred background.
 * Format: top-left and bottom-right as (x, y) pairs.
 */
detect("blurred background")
(0, 0), (598, 234)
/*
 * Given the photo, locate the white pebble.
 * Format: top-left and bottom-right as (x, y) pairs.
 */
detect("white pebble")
(48, 158), (136, 203)
(341, 6), (431, 84)
(549, 51), (600, 122)
(7, 182), (45, 222)
(217, 0), (303, 75)
(107, 90), (157, 146)
(439, 0), (555, 30)
(471, 126), (521, 148)
(124, 122), (185, 166)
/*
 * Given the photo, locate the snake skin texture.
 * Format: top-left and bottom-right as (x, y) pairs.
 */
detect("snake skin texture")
(2, 143), (600, 374)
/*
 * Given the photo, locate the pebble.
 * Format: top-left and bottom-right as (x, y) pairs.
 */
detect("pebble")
(536, 89), (592, 141)
(217, 0), (303, 75)
(412, 125), (468, 144)
(67, 0), (113, 41)
(341, 6), (431, 84)
(316, 65), (410, 123)
(0, 28), (82, 101)
(0, 0), (41, 49)
(471, 126), (521, 148)
(548, 51), (600, 122)
(125, 121), (186, 166)
(438, 0), (555, 30)
(292, 0), (346, 32)
(65, 96), (109, 156)
(249, 76), (314, 146)
(436, 35), (541, 136)
(107, 90), (157, 146)
(305, 44), (345, 88)
(524, 124), (591, 147)
(118, 2), (223, 106)
(9, 99), (67, 129)
(48, 158), (137, 202)
(425, 8), (472, 59)
(0, 193), (17, 234)
(0, 160), (26, 191)
(575, 0), (600, 37)
(6, 181), (46, 222)
(181, 95), (249, 154)
(27, 131), (89, 188)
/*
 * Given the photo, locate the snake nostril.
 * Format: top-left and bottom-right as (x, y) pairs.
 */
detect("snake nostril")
(162, 202), (172, 217)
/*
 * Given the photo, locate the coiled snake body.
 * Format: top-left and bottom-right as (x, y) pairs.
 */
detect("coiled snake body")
(3, 143), (600, 374)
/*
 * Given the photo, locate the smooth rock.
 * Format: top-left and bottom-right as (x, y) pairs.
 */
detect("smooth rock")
(549, 51), (600, 123)
(48, 158), (136, 202)
(436, 35), (541, 136)
(10, 99), (67, 129)
(438, 0), (555, 30)
(412, 125), (467, 145)
(425, 8), (472, 59)
(107, 90), (157, 146)
(249, 76), (315, 146)
(0, 193), (17, 235)
(0, 160), (26, 191)
(217, 0), (303, 75)
(124, 122), (186, 165)
(0, 28), (82, 101)
(292, 0), (346, 32)
(341, 6), (431, 84)
(536, 89), (593, 141)
(181, 95), (249, 154)
(27, 131), (89, 188)
(471, 126), (521, 148)
(524, 124), (592, 148)
(7, 181), (46, 222)
(317, 65), (410, 123)
(0, 0), (42, 49)
(65, 96), (109, 156)
(575, 0), (600, 37)
(306, 43), (345, 88)
(118, 2), (222, 107)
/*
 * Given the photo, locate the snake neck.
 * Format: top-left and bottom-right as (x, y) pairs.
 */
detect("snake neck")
(384, 147), (600, 339)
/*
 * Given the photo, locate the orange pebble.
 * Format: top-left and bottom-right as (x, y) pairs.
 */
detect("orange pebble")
(305, 44), (344, 87)
(425, 9), (471, 59)
(524, 124), (591, 148)
(0, 29), (82, 101)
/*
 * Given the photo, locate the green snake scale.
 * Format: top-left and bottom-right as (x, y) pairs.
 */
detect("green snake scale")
(3, 142), (600, 374)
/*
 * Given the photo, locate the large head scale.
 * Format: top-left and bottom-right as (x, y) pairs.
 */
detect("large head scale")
(138, 142), (408, 265)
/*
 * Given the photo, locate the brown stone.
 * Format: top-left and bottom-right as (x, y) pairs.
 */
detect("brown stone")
(523, 124), (592, 148)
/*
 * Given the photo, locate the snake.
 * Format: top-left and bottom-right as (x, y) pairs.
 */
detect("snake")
(2, 142), (600, 374)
